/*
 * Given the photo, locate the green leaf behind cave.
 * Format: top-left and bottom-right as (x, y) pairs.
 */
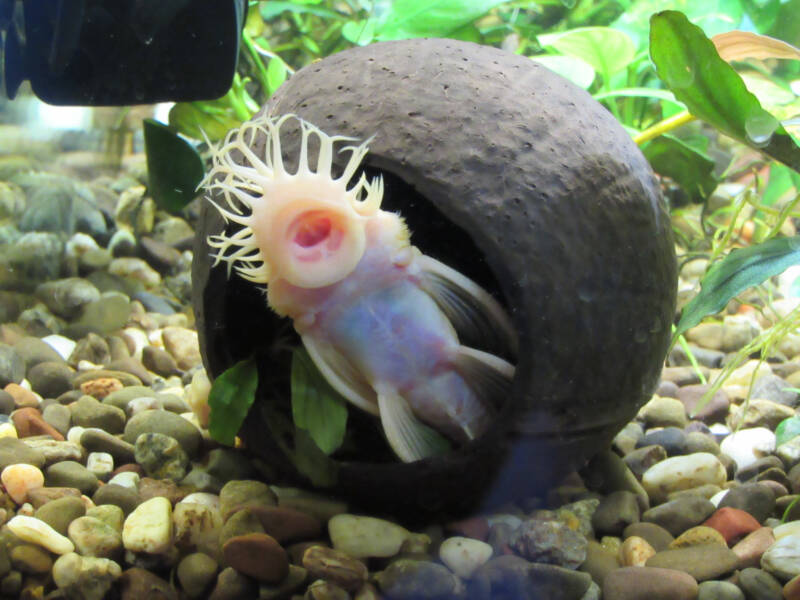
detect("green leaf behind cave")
(208, 358), (259, 446)
(143, 119), (205, 214)
(643, 134), (718, 204)
(291, 347), (348, 455)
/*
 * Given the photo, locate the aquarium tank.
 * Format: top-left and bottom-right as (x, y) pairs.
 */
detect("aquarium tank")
(0, 0), (799, 598)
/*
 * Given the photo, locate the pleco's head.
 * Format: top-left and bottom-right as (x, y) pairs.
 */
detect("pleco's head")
(203, 114), (384, 289)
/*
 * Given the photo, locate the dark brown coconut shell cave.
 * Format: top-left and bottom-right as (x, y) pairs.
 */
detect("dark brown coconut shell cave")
(192, 38), (677, 517)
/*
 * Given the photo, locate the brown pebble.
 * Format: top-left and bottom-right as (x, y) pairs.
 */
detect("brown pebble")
(11, 407), (65, 441)
(446, 516), (490, 541)
(26, 486), (82, 509)
(5, 384), (39, 408)
(222, 533), (289, 583)
(119, 567), (178, 600)
(732, 526), (775, 569)
(79, 377), (124, 399)
(669, 525), (727, 549)
(302, 545), (368, 592)
(784, 573), (800, 600)
(603, 566), (698, 600)
(110, 464), (145, 478)
(138, 477), (189, 504)
(248, 505), (323, 544)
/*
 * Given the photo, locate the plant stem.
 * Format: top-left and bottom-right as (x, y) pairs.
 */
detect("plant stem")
(677, 333), (707, 385)
(634, 111), (696, 146)
(243, 32), (271, 94)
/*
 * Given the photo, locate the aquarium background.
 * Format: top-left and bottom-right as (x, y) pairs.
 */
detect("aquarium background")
(0, 0), (797, 599)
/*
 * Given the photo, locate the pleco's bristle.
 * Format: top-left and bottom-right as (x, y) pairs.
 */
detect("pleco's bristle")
(201, 114), (384, 287)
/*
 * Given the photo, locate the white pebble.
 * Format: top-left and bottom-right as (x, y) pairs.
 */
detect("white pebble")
(186, 369), (211, 429)
(439, 536), (493, 578)
(179, 493), (220, 510)
(7, 515), (75, 554)
(66, 426), (87, 445)
(86, 452), (114, 479)
(642, 452), (727, 503)
(329, 514), (411, 559)
(123, 327), (149, 361)
(709, 489), (729, 506)
(41, 335), (77, 361)
(761, 533), (800, 579)
(127, 397), (162, 416)
(108, 472), (140, 490)
(775, 521), (800, 540)
(122, 496), (173, 553)
(0, 423), (17, 439)
(720, 427), (776, 471)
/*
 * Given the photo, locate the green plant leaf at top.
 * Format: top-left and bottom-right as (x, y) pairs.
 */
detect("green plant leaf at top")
(649, 11), (800, 171)
(643, 134), (718, 204)
(674, 235), (800, 339)
(537, 27), (636, 81)
(291, 347), (348, 455)
(532, 55), (595, 89)
(208, 358), (259, 446)
(143, 119), (205, 214)
(375, 0), (507, 41)
(776, 415), (800, 446)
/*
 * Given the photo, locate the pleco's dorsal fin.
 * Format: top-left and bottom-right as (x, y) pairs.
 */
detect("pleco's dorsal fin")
(377, 389), (451, 462)
(417, 255), (518, 358)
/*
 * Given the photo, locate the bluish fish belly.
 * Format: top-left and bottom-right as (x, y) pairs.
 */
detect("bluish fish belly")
(324, 279), (456, 391)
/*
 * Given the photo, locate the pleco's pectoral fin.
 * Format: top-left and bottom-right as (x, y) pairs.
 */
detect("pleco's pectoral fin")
(301, 335), (379, 416)
(454, 346), (515, 410)
(377, 389), (452, 462)
(417, 255), (518, 358)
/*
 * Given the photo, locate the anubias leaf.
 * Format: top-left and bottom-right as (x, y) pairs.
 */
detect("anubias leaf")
(291, 347), (348, 455)
(776, 415), (800, 447)
(674, 235), (800, 340)
(143, 119), (205, 214)
(643, 134), (717, 204)
(650, 11), (800, 171)
(208, 358), (258, 446)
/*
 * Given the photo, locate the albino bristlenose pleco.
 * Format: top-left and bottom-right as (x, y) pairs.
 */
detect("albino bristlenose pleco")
(203, 113), (517, 462)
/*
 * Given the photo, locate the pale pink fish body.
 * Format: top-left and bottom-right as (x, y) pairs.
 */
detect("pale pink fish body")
(204, 114), (516, 461)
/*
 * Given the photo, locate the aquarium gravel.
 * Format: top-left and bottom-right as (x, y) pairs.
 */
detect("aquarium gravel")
(0, 136), (798, 600)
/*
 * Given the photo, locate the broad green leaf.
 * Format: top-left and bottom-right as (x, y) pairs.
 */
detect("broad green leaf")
(740, 72), (796, 111)
(776, 415), (800, 446)
(208, 359), (259, 446)
(532, 55), (595, 89)
(259, 2), (341, 20)
(375, 0), (506, 41)
(143, 119), (205, 214)
(342, 20), (376, 46)
(292, 427), (339, 487)
(643, 135), (718, 204)
(650, 11), (800, 171)
(291, 347), (348, 455)
(266, 57), (288, 96)
(674, 235), (800, 338)
(168, 102), (241, 142)
(764, 163), (800, 207)
(538, 27), (636, 79)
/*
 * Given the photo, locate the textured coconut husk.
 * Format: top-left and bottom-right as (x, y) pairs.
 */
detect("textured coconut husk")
(192, 38), (676, 520)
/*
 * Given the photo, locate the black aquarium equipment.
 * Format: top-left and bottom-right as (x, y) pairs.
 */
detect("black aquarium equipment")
(1, 0), (246, 105)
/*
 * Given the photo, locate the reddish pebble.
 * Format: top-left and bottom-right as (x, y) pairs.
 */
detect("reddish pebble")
(79, 377), (123, 399)
(222, 533), (289, 583)
(5, 384), (39, 408)
(784, 573), (800, 600)
(732, 526), (775, 568)
(110, 464), (145, 478)
(703, 507), (761, 544)
(446, 516), (490, 541)
(11, 407), (65, 441)
(249, 505), (323, 544)
(26, 487), (82, 509)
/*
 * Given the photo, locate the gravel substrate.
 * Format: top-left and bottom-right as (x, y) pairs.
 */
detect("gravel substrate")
(1, 149), (800, 599)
